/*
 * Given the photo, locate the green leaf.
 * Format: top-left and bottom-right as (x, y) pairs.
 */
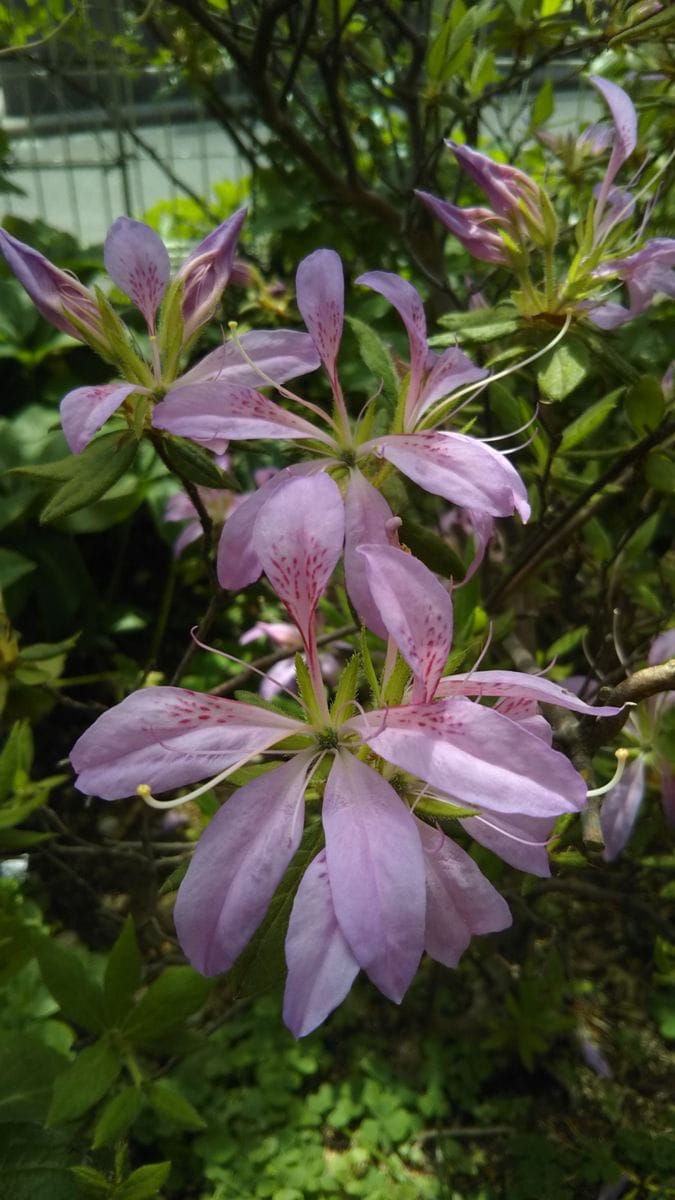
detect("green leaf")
(47, 1037), (121, 1125)
(93, 1087), (144, 1149)
(345, 315), (399, 404)
(226, 819), (324, 1000)
(146, 1081), (206, 1130)
(123, 967), (212, 1046)
(559, 391), (620, 451)
(34, 937), (106, 1034)
(432, 306), (520, 343)
(399, 518), (465, 581)
(103, 916), (143, 1027)
(70, 1165), (113, 1198)
(161, 437), (230, 488)
(0, 1033), (70, 1124)
(0, 721), (33, 803)
(39, 432), (140, 524)
(0, 547), (36, 589)
(0, 1123), (76, 1200)
(531, 76), (554, 128)
(115, 1162), (171, 1200)
(625, 376), (665, 435)
(537, 340), (589, 401)
(645, 451), (675, 494)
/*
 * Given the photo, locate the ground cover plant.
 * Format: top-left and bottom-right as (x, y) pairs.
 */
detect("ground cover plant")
(0, 3), (674, 1197)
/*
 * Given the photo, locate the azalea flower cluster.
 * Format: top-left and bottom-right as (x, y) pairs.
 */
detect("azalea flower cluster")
(418, 75), (675, 327)
(70, 473), (620, 1035)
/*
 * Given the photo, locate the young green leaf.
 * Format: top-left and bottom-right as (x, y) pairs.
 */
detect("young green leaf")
(103, 916), (143, 1027)
(34, 937), (106, 1034)
(47, 1037), (121, 1125)
(40, 432), (140, 524)
(92, 1087), (144, 1149)
(122, 967), (212, 1047)
(114, 1162), (171, 1200)
(146, 1081), (206, 1130)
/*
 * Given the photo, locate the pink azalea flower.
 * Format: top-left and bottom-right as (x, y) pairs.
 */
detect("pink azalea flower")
(587, 238), (675, 330)
(1, 214), (321, 455)
(154, 250), (529, 629)
(70, 474), (619, 1036)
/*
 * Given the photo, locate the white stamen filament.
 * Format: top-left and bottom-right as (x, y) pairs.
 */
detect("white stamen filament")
(469, 814), (554, 847)
(136, 750), (267, 809)
(586, 748), (629, 798)
(227, 321), (339, 434)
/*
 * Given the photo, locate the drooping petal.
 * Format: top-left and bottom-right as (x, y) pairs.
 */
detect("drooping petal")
(296, 249), (344, 394)
(459, 509), (495, 584)
(104, 217), (170, 333)
(589, 76), (638, 209)
(253, 473), (345, 650)
(0, 227), (104, 342)
(153, 382), (329, 445)
(322, 752), (425, 1002)
(460, 809), (555, 876)
(600, 756), (646, 861)
(60, 382), (140, 453)
(415, 193), (510, 265)
(416, 817), (511, 966)
(216, 463), (325, 590)
(357, 543), (453, 703)
(343, 471), (396, 639)
(178, 329), (321, 388)
(70, 685), (306, 800)
(175, 206), (247, 341)
(283, 849), (360, 1037)
(356, 271), (428, 415)
(436, 668), (623, 716)
(419, 345), (489, 418)
(371, 431), (531, 521)
(174, 752), (312, 975)
(348, 697), (587, 816)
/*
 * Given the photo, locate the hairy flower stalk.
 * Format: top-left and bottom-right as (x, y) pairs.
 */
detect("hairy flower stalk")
(70, 474), (620, 1036)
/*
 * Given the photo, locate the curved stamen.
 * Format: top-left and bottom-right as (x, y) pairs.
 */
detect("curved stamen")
(468, 813), (555, 848)
(586, 748), (629, 798)
(227, 321), (340, 435)
(189, 626), (310, 714)
(136, 749), (267, 809)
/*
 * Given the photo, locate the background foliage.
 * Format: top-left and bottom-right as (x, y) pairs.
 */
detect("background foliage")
(0, 1), (674, 1197)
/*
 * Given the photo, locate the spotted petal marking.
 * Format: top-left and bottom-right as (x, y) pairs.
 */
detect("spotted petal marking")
(104, 216), (170, 333)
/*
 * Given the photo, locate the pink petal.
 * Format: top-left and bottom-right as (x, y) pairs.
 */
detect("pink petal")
(0, 227), (104, 342)
(70, 686), (305, 800)
(460, 809), (555, 876)
(414, 194), (510, 266)
(459, 509), (495, 584)
(590, 77), (638, 196)
(371, 432), (531, 521)
(343, 471), (396, 639)
(323, 753), (425, 1002)
(357, 543), (453, 703)
(348, 697), (587, 817)
(296, 249), (344, 393)
(494, 694), (553, 743)
(174, 752), (312, 975)
(436, 668), (623, 716)
(356, 271), (428, 413)
(104, 217), (170, 332)
(283, 849), (360, 1037)
(253, 473), (345, 648)
(217, 463), (324, 590)
(175, 206), (246, 341)
(419, 346), (489, 417)
(179, 328), (321, 388)
(60, 382), (140, 453)
(152, 382), (329, 445)
(600, 756), (645, 861)
(660, 769), (675, 829)
(416, 817), (511, 966)
(648, 628), (675, 667)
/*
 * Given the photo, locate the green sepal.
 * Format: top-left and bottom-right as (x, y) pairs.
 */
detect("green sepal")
(160, 436), (231, 488)
(295, 652), (324, 725)
(359, 628), (380, 706)
(46, 1036), (122, 1126)
(157, 275), (186, 381)
(415, 796), (479, 820)
(39, 431), (140, 524)
(330, 653), (360, 722)
(382, 651), (411, 707)
(93, 286), (153, 387)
